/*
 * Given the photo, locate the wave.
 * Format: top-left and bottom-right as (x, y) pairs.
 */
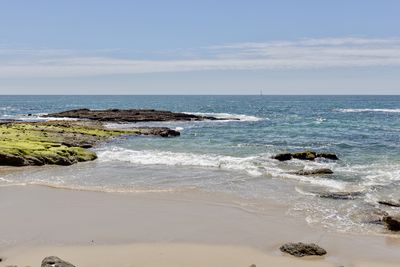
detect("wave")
(97, 147), (264, 176)
(96, 147), (351, 191)
(4, 114), (79, 122)
(184, 112), (264, 121)
(335, 108), (400, 113)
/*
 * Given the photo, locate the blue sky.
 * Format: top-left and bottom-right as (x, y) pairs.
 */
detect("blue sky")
(0, 0), (400, 94)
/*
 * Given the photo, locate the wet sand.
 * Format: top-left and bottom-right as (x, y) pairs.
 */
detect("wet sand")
(0, 185), (400, 267)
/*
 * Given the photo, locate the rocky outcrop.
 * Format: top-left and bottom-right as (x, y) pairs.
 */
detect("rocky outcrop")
(280, 242), (327, 257)
(273, 151), (339, 161)
(293, 168), (333, 175)
(0, 121), (180, 167)
(383, 215), (400, 231)
(45, 108), (228, 122)
(42, 256), (75, 267)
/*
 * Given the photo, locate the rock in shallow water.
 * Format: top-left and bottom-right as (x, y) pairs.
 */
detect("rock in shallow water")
(316, 152), (339, 160)
(273, 153), (292, 161)
(318, 191), (363, 200)
(280, 242), (327, 257)
(273, 151), (339, 161)
(292, 151), (317, 161)
(294, 168), (333, 175)
(42, 256), (75, 267)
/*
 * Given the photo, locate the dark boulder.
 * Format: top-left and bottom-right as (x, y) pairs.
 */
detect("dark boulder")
(280, 242), (327, 257)
(42, 256), (75, 267)
(317, 152), (339, 160)
(383, 215), (400, 231)
(273, 153), (292, 161)
(294, 168), (333, 175)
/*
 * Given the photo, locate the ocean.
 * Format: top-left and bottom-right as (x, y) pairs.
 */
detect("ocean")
(1, 95), (400, 234)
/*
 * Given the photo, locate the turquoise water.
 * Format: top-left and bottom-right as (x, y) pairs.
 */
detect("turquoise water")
(1, 95), (400, 233)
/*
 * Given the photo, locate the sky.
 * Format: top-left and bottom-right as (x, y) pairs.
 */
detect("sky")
(0, 0), (400, 95)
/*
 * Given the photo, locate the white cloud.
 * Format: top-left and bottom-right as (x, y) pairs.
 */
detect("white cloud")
(1, 37), (400, 78)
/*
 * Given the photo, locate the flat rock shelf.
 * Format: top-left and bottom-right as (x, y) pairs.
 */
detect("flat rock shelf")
(44, 108), (231, 122)
(0, 120), (180, 167)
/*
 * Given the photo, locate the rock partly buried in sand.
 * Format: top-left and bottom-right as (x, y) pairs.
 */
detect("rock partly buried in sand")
(318, 191), (363, 200)
(42, 256), (75, 267)
(378, 200), (400, 207)
(280, 242), (327, 257)
(294, 168), (333, 175)
(383, 215), (400, 231)
(273, 151), (338, 161)
(45, 108), (231, 122)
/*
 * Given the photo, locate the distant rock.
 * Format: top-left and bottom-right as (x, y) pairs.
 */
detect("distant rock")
(280, 242), (327, 257)
(383, 215), (400, 231)
(273, 151), (339, 161)
(318, 191), (363, 200)
(45, 108), (229, 122)
(294, 168), (333, 175)
(41, 256), (75, 267)
(378, 200), (400, 207)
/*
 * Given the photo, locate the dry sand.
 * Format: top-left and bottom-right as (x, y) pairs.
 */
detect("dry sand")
(0, 185), (399, 267)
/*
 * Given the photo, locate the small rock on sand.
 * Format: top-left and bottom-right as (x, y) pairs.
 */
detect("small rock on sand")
(280, 242), (327, 257)
(41, 256), (75, 267)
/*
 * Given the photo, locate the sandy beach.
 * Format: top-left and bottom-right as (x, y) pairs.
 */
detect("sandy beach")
(1, 185), (400, 267)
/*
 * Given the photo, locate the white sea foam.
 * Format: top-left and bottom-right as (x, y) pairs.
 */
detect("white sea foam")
(335, 108), (400, 113)
(97, 147), (264, 176)
(17, 114), (79, 122)
(184, 112), (264, 121)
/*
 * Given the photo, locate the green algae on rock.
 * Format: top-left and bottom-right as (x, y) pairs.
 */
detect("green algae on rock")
(0, 121), (178, 167)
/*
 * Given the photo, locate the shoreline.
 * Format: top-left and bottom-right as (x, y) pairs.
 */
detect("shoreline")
(1, 185), (400, 267)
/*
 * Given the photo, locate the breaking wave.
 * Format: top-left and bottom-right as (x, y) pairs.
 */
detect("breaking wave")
(184, 112), (264, 121)
(335, 108), (400, 113)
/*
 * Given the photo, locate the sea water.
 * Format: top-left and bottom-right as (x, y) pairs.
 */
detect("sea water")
(1, 95), (400, 234)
